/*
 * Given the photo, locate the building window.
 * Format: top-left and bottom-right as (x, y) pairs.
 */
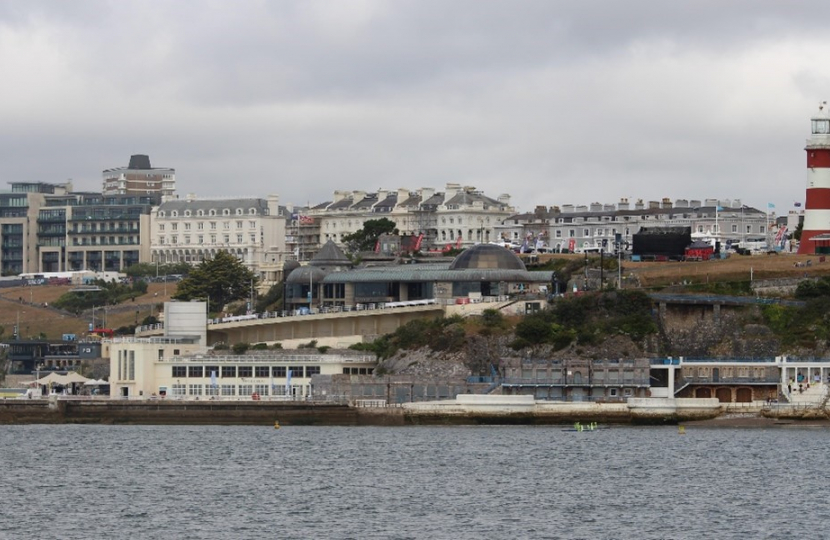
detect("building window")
(306, 366), (321, 376)
(221, 385), (235, 396)
(249, 221), (256, 229)
(236, 221), (243, 229)
(221, 366), (236, 378)
(583, 229), (590, 237)
(238, 366), (253, 378)
(255, 366), (269, 377)
(272, 366), (286, 377)
(198, 222), (204, 230)
(184, 223), (191, 230)
(188, 384), (203, 395)
(210, 222), (216, 230)
(159, 224), (165, 231)
(188, 366), (203, 377)
(172, 366), (187, 377)
(569, 230), (575, 237)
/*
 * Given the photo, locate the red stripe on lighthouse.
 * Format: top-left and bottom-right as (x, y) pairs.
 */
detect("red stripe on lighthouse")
(805, 188), (830, 210)
(807, 148), (830, 168)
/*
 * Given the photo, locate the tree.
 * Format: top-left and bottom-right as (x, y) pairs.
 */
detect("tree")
(341, 218), (397, 254)
(173, 251), (258, 312)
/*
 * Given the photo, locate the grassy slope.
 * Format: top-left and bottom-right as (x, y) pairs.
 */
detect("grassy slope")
(0, 283), (176, 340)
(524, 252), (830, 288)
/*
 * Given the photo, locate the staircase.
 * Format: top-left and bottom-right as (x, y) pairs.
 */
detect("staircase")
(787, 382), (827, 406)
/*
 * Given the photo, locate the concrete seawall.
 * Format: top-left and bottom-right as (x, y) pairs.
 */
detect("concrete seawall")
(0, 399), (405, 426)
(1, 395), (724, 426)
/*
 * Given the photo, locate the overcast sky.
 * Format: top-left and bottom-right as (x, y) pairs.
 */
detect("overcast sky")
(2, 1), (828, 214)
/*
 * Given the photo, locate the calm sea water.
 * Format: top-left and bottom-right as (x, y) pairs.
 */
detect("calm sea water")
(0, 424), (827, 540)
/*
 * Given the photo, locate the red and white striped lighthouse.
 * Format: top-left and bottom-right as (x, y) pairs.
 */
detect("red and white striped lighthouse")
(798, 101), (830, 254)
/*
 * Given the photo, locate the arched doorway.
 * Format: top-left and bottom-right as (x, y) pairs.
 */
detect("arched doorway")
(715, 388), (732, 403)
(736, 387), (753, 403)
(695, 387), (712, 398)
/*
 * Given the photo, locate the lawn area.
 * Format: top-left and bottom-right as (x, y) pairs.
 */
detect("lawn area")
(0, 282), (176, 340)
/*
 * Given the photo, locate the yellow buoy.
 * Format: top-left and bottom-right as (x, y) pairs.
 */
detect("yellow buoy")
(274, 421), (280, 429)
(678, 425), (685, 435)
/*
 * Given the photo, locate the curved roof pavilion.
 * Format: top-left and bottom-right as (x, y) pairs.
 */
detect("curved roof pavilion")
(322, 244), (548, 286)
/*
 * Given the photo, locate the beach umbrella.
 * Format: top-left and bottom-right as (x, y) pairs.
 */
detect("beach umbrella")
(62, 372), (90, 384)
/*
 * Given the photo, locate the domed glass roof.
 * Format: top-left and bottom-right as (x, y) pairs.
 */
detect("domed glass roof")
(449, 244), (526, 271)
(286, 265), (327, 284)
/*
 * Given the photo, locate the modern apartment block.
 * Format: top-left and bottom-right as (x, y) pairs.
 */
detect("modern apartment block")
(305, 183), (513, 252)
(102, 154), (175, 198)
(149, 194), (287, 283)
(38, 192), (157, 272)
(0, 182), (73, 275)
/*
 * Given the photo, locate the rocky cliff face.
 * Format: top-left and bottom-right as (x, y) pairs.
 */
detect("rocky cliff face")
(377, 304), (823, 378)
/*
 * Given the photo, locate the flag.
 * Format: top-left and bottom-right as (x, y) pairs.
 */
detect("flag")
(210, 370), (217, 388)
(285, 369), (292, 396)
(767, 203), (776, 209)
(716, 206), (724, 211)
(298, 215), (314, 225)
(794, 202), (802, 207)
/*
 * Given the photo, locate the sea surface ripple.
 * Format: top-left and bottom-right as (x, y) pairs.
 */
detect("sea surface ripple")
(1, 424), (827, 540)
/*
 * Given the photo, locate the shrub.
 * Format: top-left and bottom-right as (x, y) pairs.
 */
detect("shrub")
(232, 342), (250, 354)
(480, 309), (505, 328)
(317, 346), (331, 354)
(251, 343), (269, 350)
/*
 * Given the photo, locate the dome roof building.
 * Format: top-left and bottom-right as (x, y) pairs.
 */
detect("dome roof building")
(448, 244), (526, 271)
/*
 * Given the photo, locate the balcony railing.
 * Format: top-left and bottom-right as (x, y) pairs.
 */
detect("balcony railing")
(502, 377), (651, 386)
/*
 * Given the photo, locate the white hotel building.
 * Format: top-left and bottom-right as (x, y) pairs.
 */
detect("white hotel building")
(150, 194), (287, 284)
(306, 183), (514, 251)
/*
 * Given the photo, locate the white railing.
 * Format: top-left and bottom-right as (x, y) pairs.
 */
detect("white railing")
(207, 299), (442, 325)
